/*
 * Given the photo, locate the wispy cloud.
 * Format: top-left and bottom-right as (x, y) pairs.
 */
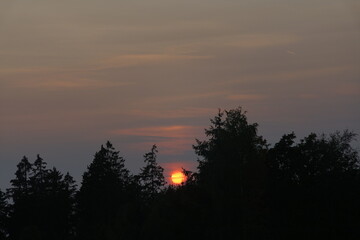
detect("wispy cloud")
(33, 79), (134, 89)
(162, 34), (300, 54)
(2, 76), (134, 90)
(225, 34), (300, 48)
(222, 65), (357, 85)
(96, 54), (213, 69)
(0, 67), (60, 74)
(112, 125), (200, 138)
(135, 91), (227, 106)
(129, 107), (216, 119)
(227, 94), (266, 101)
(111, 125), (203, 155)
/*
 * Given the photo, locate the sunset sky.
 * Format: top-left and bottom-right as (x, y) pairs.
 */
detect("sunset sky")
(1, 0), (359, 188)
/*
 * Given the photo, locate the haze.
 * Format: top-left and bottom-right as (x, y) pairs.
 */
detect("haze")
(1, 0), (359, 188)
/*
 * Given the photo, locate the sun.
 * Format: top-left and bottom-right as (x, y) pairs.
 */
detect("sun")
(171, 171), (186, 185)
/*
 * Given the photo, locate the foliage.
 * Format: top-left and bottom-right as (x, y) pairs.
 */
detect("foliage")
(1, 107), (359, 239)
(76, 141), (136, 240)
(0, 189), (8, 240)
(266, 130), (360, 239)
(6, 155), (77, 240)
(192, 107), (269, 238)
(137, 145), (166, 200)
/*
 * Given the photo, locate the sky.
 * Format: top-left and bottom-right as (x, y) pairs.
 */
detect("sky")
(1, 0), (359, 189)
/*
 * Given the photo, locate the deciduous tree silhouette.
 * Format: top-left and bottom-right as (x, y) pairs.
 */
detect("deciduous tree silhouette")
(193, 107), (268, 239)
(266, 130), (360, 239)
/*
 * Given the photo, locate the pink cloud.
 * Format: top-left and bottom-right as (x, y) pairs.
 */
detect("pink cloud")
(111, 125), (204, 155)
(227, 94), (265, 101)
(128, 107), (216, 119)
(97, 54), (213, 69)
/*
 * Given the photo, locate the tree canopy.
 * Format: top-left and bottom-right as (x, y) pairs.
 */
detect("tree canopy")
(1, 107), (359, 240)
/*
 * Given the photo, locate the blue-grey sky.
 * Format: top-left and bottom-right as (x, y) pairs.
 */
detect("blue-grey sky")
(1, 0), (359, 189)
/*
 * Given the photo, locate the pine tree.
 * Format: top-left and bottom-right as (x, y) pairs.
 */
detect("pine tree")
(138, 145), (166, 200)
(0, 189), (8, 239)
(7, 156), (36, 239)
(9, 156), (32, 201)
(76, 141), (132, 240)
(7, 156), (77, 240)
(30, 154), (48, 194)
(43, 168), (77, 240)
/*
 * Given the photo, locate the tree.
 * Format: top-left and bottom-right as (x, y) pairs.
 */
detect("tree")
(9, 156), (32, 201)
(76, 141), (133, 240)
(267, 130), (359, 185)
(40, 167), (77, 240)
(266, 130), (360, 239)
(7, 156), (34, 239)
(7, 156), (77, 240)
(193, 107), (268, 239)
(0, 189), (8, 239)
(137, 145), (166, 200)
(194, 108), (267, 186)
(30, 155), (49, 195)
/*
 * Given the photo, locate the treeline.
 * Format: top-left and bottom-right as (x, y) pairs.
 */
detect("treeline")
(0, 107), (359, 240)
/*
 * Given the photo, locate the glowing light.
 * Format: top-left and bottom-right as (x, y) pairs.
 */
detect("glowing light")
(171, 171), (186, 185)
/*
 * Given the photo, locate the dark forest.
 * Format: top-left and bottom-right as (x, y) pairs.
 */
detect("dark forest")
(1, 107), (359, 240)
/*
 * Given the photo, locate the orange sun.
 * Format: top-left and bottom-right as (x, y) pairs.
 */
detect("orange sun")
(171, 171), (186, 185)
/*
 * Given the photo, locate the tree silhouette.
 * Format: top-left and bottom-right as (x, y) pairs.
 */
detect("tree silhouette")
(76, 141), (134, 240)
(42, 167), (77, 240)
(7, 156), (33, 239)
(0, 189), (8, 240)
(9, 156), (32, 201)
(137, 145), (166, 200)
(2, 107), (360, 239)
(193, 107), (268, 238)
(31, 155), (48, 191)
(266, 130), (360, 239)
(7, 155), (77, 240)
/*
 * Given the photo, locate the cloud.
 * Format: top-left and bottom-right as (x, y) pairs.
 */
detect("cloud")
(0, 67), (59, 74)
(128, 107), (216, 119)
(225, 34), (300, 48)
(32, 79), (134, 89)
(112, 125), (200, 138)
(134, 91), (227, 106)
(111, 125), (203, 155)
(161, 34), (300, 54)
(1, 75), (134, 90)
(227, 94), (266, 101)
(96, 54), (213, 69)
(287, 50), (296, 55)
(222, 65), (356, 85)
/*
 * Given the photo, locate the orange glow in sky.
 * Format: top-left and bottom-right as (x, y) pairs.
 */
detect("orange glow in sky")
(171, 171), (186, 185)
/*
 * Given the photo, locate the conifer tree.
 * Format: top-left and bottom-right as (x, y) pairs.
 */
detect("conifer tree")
(0, 189), (8, 239)
(76, 141), (132, 240)
(8, 156), (77, 240)
(9, 156), (32, 200)
(30, 154), (48, 194)
(138, 145), (166, 200)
